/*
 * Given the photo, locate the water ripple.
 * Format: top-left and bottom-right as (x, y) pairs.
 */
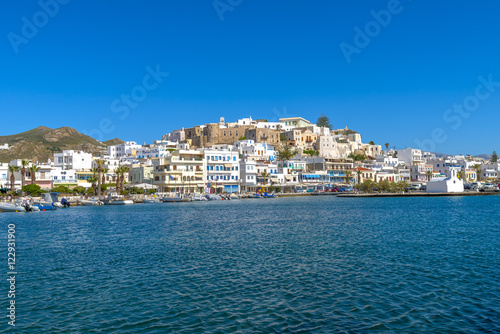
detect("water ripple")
(0, 196), (498, 333)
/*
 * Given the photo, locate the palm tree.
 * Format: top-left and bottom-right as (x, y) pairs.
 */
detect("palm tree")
(120, 166), (130, 193)
(95, 159), (105, 196)
(20, 159), (30, 193)
(29, 165), (40, 185)
(356, 169), (362, 184)
(260, 171), (270, 186)
(385, 143), (389, 151)
(89, 175), (98, 195)
(457, 171), (464, 180)
(115, 166), (123, 194)
(101, 167), (108, 186)
(472, 164), (482, 181)
(7, 165), (19, 192)
(344, 170), (353, 184)
(425, 170), (433, 182)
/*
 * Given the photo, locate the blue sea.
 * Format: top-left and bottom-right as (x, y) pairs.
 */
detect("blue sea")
(1, 196), (499, 333)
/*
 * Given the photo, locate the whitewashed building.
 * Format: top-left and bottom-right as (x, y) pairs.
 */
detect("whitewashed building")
(203, 148), (240, 193)
(54, 150), (92, 171)
(426, 168), (464, 193)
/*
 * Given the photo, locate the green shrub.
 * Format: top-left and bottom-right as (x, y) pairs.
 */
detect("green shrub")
(22, 184), (44, 197)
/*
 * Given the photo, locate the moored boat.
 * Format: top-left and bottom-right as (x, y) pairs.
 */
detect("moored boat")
(0, 202), (26, 212)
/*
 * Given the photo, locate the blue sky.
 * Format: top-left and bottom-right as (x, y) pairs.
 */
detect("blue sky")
(1, 0), (499, 155)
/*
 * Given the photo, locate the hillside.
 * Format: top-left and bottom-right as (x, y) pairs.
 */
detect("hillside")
(0, 126), (111, 163)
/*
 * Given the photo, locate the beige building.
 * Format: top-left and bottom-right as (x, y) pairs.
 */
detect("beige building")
(153, 150), (206, 193)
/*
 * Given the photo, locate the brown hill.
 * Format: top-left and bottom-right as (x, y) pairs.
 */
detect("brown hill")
(0, 126), (114, 163)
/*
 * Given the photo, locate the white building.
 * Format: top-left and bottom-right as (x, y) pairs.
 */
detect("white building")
(426, 168), (464, 193)
(397, 148), (424, 166)
(0, 163), (8, 188)
(54, 150), (92, 171)
(52, 168), (78, 186)
(234, 140), (276, 162)
(107, 141), (142, 158)
(239, 159), (257, 192)
(0, 144), (9, 150)
(203, 148), (240, 193)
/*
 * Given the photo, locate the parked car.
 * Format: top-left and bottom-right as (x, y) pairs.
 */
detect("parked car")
(408, 184), (422, 191)
(483, 183), (496, 190)
(470, 182), (483, 190)
(464, 183), (471, 190)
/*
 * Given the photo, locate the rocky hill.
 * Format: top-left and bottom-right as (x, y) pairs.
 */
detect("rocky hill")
(0, 126), (119, 163)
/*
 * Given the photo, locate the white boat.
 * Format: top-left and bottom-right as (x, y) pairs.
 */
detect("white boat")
(81, 198), (104, 206)
(40, 192), (64, 208)
(0, 203), (26, 212)
(161, 193), (192, 202)
(205, 194), (222, 201)
(142, 197), (161, 203)
(191, 194), (208, 201)
(104, 193), (134, 205)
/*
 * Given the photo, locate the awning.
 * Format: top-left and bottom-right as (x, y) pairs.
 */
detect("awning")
(224, 164), (233, 168)
(285, 175), (293, 180)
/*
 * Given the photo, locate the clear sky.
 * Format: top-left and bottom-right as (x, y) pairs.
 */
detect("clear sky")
(1, 0), (499, 155)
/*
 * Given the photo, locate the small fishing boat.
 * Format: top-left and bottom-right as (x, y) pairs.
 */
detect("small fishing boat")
(81, 198), (104, 206)
(205, 194), (222, 201)
(262, 192), (276, 198)
(142, 197), (161, 203)
(191, 194), (208, 201)
(0, 202), (26, 212)
(40, 193), (64, 208)
(161, 193), (192, 202)
(104, 193), (134, 205)
(34, 203), (58, 211)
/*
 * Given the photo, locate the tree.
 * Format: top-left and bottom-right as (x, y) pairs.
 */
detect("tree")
(238, 136), (247, 141)
(303, 149), (319, 157)
(356, 169), (362, 184)
(344, 170), (353, 184)
(115, 166), (123, 194)
(22, 184), (43, 197)
(260, 171), (270, 186)
(101, 167), (108, 186)
(492, 151), (498, 163)
(316, 114), (332, 129)
(472, 164), (482, 181)
(51, 185), (71, 194)
(457, 171), (464, 180)
(348, 153), (367, 162)
(368, 141), (375, 145)
(276, 143), (298, 166)
(29, 165), (40, 185)
(95, 159), (105, 196)
(20, 159), (30, 194)
(88, 175), (98, 195)
(425, 170), (433, 182)
(385, 143), (389, 150)
(7, 165), (19, 192)
(73, 186), (86, 195)
(86, 187), (95, 196)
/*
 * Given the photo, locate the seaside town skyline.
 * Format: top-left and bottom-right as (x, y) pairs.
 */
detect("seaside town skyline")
(3, 1), (500, 155)
(1, 113), (498, 196)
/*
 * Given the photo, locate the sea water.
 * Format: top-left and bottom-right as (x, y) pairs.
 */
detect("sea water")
(0, 196), (498, 333)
